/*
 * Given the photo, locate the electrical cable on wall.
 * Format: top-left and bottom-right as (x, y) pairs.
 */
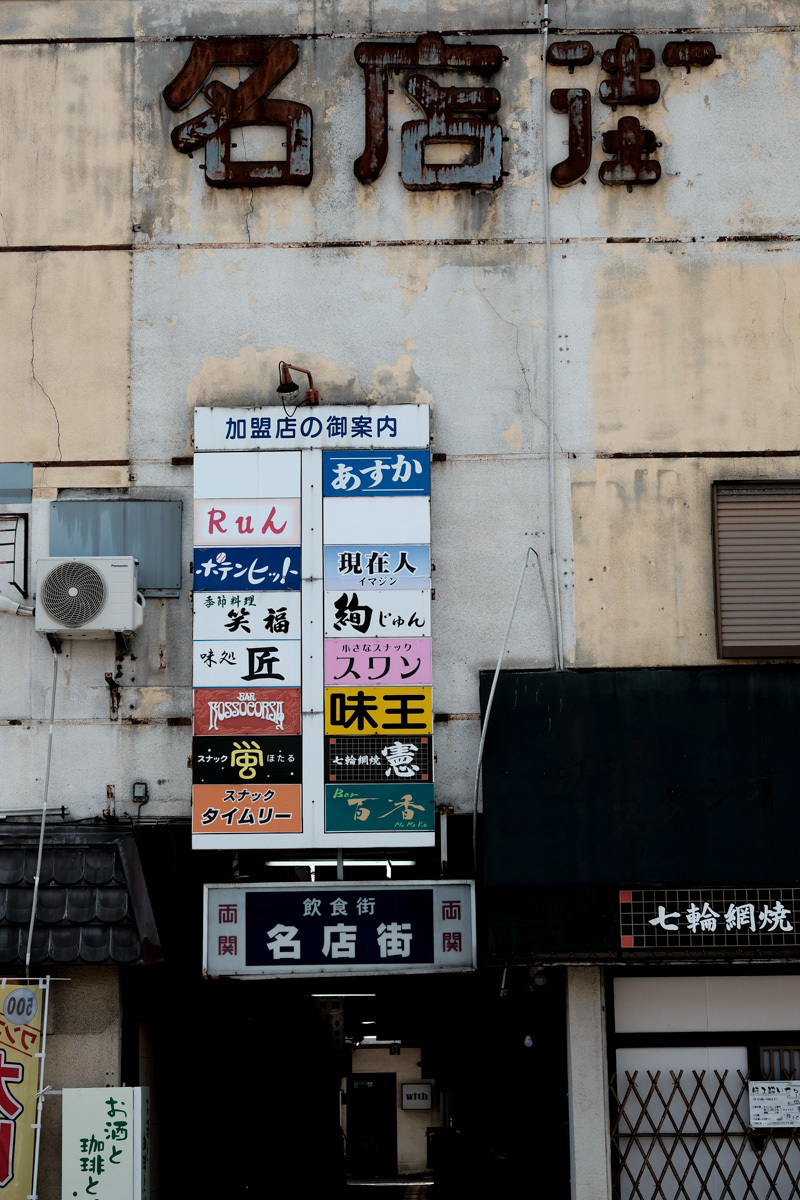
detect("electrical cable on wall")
(472, 547), (557, 869)
(25, 646), (59, 977)
(540, 1), (566, 672)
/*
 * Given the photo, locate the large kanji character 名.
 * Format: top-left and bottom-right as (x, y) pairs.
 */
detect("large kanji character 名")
(163, 37), (312, 187)
(354, 34), (503, 190)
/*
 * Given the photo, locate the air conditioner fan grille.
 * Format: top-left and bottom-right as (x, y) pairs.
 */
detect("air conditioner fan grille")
(40, 562), (107, 627)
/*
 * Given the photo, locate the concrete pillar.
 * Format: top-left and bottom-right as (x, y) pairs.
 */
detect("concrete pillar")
(566, 966), (612, 1200)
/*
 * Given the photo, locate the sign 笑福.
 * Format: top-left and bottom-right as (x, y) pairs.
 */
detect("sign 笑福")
(62, 1087), (149, 1200)
(0, 983), (45, 1200)
(204, 881), (475, 977)
(749, 1082), (800, 1127)
(193, 405), (433, 847)
(620, 888), (800, 949)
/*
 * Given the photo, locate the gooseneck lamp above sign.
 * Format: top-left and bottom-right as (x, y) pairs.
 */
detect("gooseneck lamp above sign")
(277, 361), (320, 406)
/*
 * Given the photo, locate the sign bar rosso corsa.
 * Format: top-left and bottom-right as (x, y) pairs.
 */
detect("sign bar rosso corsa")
(192, 405), (434, 848)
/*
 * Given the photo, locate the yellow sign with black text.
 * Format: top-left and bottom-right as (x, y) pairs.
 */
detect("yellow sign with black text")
(324, 687), (432, 736)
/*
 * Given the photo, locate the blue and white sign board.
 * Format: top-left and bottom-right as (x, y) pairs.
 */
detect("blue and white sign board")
(322, 450), (430, 496)
(195, 405), (430, 451)
(204, 881), (475, 977)
(324, 544), (430, 590)
(193, 405), (433, 849)
(193, 546), (301, 591)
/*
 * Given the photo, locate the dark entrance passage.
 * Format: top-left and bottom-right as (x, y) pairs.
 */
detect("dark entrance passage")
(346, 1073), (398, 1177)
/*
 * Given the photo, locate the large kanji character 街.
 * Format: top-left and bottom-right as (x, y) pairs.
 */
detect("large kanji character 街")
(600, 116), (661, 188)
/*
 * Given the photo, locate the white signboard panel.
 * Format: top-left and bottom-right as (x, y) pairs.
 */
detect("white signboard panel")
(194, 639), (301, 688)
(62, 1087), (149, 1200)
(204, 881), (475, 976)
(195, 405), (430, 451)
(324, 590), (431, 638)
(401, 1082), (433, 1110)
(324, 497), (430, 544)
(194, 451), (301, 499)
(194, 498), (301, 546)
(749, 1081), (800, 1127)
(193, 592), (301, 641)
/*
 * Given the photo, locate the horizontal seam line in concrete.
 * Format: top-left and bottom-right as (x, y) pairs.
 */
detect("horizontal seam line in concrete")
(4, 235), (800, 253)
(1, 27), (799, 45)
(597, 449), (800, 459)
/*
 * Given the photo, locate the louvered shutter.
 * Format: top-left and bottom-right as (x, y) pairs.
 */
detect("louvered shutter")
(714, 482), (800, 657)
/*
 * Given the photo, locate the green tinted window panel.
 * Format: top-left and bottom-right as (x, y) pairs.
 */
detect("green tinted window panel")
(0, 464), (33, 504)
(50, 500), (182, 594)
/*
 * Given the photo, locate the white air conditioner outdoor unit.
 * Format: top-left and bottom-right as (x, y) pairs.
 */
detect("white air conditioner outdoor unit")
(35, 557), (145, 637)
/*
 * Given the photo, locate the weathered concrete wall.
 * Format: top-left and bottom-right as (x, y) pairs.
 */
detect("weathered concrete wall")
(2, 3), (800, 807)
(349, 1044), (439, 1175)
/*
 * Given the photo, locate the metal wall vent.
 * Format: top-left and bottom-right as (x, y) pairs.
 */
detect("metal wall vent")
(713, 482), (800, 658)
(39, 561), (107, 627)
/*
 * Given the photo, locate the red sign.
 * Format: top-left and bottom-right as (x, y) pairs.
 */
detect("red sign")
(194, 688), (301, 737)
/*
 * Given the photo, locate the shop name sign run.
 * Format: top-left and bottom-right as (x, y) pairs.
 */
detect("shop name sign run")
(192, 405), (434, 849)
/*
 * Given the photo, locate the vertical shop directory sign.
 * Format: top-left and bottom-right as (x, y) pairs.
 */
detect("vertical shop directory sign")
(193, 406), (433, 848)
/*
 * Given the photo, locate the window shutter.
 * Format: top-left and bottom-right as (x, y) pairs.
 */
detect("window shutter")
(714, 482), (800, 657)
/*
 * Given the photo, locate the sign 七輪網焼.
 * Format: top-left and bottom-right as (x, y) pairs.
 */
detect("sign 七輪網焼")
(325, 735), (432, 783)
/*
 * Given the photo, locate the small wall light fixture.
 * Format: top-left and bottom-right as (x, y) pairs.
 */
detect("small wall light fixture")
(277, 361), (320, 406)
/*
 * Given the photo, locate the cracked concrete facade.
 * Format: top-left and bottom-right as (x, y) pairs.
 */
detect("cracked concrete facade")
(1, 3), (800, 1197)
(1, 0), (799, 819)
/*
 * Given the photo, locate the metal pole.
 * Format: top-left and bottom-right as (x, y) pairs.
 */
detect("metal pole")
(28, 975), (51, 1200)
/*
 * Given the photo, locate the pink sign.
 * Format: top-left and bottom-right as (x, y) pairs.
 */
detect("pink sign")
(194, 499), (301, 546)
(324, 637), (432, 686)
